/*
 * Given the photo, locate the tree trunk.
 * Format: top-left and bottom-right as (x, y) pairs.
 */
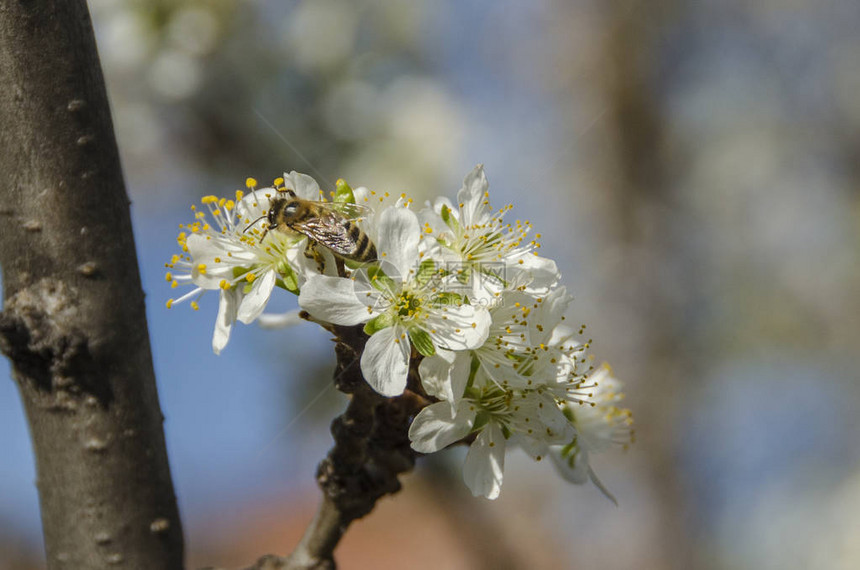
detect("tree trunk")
(0, 1), (184, 568)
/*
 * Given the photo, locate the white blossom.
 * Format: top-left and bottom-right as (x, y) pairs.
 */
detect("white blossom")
(419, 164), (559, 301)
(165, 176), (317, 353)
(299, 206), (491, 396)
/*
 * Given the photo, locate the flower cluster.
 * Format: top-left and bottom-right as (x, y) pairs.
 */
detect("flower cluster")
(166, 166), (633, 500)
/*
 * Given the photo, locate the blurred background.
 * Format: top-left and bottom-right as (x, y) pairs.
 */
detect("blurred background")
(2, 0), (860, 568)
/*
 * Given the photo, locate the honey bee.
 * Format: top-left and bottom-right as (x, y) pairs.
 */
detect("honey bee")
(260, 188), (377, 264)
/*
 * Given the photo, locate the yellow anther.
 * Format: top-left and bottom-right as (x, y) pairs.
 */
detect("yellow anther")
(201, 195), (218, 204)
(274, 177), (284, 187)
(171, 280), (178, 288)
(190, 301), (199, 311)
(166, 299), (174, 309)
(197, 263), (207, 274)
(245, 272), (256, 282)
(165, 272), (173, 281)
(214, 257), (221, 263)
(245, 177), (257, 188)
(219, 279), (230, 290)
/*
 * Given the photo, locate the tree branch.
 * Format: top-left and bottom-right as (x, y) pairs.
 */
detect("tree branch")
(223, 324), (423, 570)
(0, 1), (184, 568)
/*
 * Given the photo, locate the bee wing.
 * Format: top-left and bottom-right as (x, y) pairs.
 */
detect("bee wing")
(291, 211), (359, 258)
(318, 201), (373, 221)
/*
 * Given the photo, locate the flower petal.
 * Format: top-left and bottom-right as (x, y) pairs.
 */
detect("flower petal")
(376, 207), (420, 279)
(299, 274), (377, 325)
(213, 287), (240, 355)
(283, 171), (320, 200)
(463, 422), (506, 499)
(418, 349), (471, 406)
(361, 325), (410, 396)
(237, 269), (276, 324)
(457, 165), (492, 227)
(427, 303), (491, 351)
(257, 309), (303, 329)
(509, 253), (560, 293)
(409, 400), (476, 453)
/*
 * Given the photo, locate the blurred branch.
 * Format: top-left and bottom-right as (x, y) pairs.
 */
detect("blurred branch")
(0, 1), (184, 569)
(598, 1), (694, 568)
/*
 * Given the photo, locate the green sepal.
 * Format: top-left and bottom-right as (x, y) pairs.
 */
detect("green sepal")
(561, 403), (576, 423)
(440, 203), (460, 233)
(275, 261), (299, 293)
(560, 437), (578, 459)
(334, 179), (355, 203)
(467, 354), (480, 387)
(344, 257), (375, 270)
(409, 327), (436, 357)
(472, 411), (490, 432)
(366, 265), (397, 292)
(415, 259), (437, 286)
(363, 312), (394, 335)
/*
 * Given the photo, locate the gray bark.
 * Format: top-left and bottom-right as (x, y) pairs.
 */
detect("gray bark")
(0, 1), (184, 568)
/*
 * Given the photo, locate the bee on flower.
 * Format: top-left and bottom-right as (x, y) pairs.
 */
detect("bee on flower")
(165, 165), (633, 503)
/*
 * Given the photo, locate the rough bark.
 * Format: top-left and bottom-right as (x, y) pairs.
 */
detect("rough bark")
(0, 1), (184, 569)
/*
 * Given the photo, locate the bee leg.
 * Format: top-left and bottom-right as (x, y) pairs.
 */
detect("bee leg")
(304, 242), (327, 274)
(335, 257), (346, 278)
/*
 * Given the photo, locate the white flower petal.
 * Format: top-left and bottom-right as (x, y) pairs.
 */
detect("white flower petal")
(212, 287), (240, 355)
(418, 349), (471, 406)
(257, 309), (303, 329)
(237, 269), (276, 324)
(457, 165), (492, 227)
(376, 207), (420, 279)
(186, 234), (236, 288)
(283, 171), (320, 200)
(428, 304), (491, 351)
(298, 274), (377, 325)
(360, 325), (410, 396)
(463, 422), (506, 499)
(509, 253), (560, 292)
(409, 400), (476, 453)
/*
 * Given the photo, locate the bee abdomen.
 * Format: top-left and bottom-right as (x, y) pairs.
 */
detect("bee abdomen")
(347, 223), (376, 262)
